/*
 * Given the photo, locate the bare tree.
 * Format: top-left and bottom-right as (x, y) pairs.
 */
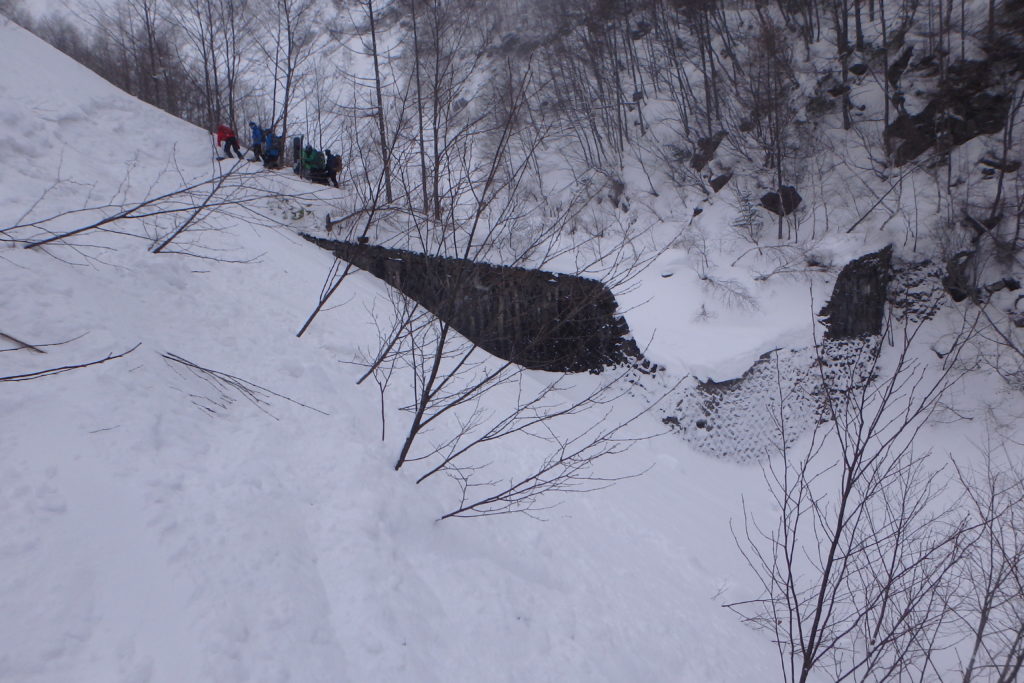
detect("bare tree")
(260, 0), (318, 153)
(952, 447), (1024, 683)
(2, 158), (334, 259)
(729, 316), (980, 682)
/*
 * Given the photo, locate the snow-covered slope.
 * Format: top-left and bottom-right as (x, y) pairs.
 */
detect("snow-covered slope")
(0, 19), (784, 683)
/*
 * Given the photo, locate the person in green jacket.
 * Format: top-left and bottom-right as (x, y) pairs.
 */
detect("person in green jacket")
(301, 144), (328, 184)
(301, 145), (325, 172)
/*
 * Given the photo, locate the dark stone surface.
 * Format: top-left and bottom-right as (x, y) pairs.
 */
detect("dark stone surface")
(979, 157), (1022, 173)
(943, 250), (977, 303)
(828, 83), (851, 97)
(819, 246), (893, 339)
(709, 173), (732, 193)
(884, 57), (1016, 166)
(760, 186), (802, 216)
(691, 131), (727, 171)
(303, 236), (654, 374)
(630, 21), (653, 40)
(887, 46), (914, 87)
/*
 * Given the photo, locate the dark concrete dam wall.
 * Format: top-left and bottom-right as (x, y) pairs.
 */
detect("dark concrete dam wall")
(819, 246), (893, 339)
(303, 235), (651, 373)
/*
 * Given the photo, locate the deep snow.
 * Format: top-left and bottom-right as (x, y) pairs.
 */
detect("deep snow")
(5, 8), (1017, 679)
(0, 20), (788, 682)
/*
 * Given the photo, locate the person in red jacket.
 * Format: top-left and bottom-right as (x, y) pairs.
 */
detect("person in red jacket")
(215, 124), (242, 159)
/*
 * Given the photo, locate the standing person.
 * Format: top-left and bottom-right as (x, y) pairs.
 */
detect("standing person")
(263, 129), (280, 168)
(248, 122), (265, 162)
(325, 149), (342, 188)
(301, 144), (316, 174)
(216, 124), (242, 159)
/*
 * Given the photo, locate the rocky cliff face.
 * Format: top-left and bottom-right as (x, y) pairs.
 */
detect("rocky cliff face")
(884, 54), (1019, 166)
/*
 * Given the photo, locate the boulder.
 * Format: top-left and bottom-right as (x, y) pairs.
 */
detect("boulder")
(691, 131), (727, 171)
(760, 186), (802, 216)
(709, 173), (732, 193)
(828, 83), (851, 97)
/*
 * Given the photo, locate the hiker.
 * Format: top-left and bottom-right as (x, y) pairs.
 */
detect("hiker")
(301, 144), (321, 171)
(263, 129), (280, 168)
(248, 122), (265, 162)
(216, 124), (242, 159)
(301, 144), (328, 183)
(325, 149), (342, 188)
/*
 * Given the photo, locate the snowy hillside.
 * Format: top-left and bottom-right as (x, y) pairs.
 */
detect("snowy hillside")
(0, 19), (789, 683)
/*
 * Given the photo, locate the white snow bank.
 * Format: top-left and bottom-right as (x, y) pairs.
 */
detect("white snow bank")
(0, 20), (781, 683)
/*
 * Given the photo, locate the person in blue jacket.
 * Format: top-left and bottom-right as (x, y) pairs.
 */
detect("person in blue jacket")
(248, 122), (265, 162)
(262, 129), (280, 168)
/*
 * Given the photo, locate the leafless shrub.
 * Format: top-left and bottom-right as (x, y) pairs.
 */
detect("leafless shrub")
(162, 351), (328, 419)
(731, 190), (764, 246)
(951, 446), (1024, 683)
(728, 316), (980, 682)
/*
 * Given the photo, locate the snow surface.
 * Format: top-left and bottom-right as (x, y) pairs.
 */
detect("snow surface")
(0, 20), (790, 682)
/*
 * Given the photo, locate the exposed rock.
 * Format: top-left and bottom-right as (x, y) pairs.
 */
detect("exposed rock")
(760, 186), (802, 216)
(302, 236), (655, 374)
(888, 258), (947, 322)
(985, 277), (1021, 294)
(943, 250), (976, 302)
(849, 62), (868, 76)
(819, 246), (893, 339)
(691, 131), (727, 171)
(605, 176), (627, 210)
(709, 173), (732, 193)
(941, 246), (1020, 303)
(885, 57), (1016, 166)
(630, 21), (653, 40)
(887, 46), (914, 87)
(979, 157), (1022, 173)
(828, 83), (851, 97)
(884, 112), (936, 166)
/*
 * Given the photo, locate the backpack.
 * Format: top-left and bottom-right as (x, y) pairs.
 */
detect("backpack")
(265, 133), (279, 157)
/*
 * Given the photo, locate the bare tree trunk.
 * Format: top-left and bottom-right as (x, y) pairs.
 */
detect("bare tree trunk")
(411, 0), (429, 216)
(367, 0), (393, 203)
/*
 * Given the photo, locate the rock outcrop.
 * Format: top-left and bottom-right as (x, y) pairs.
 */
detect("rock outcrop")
(885, 57), (1017, 166)
(760, 186), (802, 217)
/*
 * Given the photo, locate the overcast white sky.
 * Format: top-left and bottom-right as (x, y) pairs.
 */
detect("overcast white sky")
(20, 0), (89, 20)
